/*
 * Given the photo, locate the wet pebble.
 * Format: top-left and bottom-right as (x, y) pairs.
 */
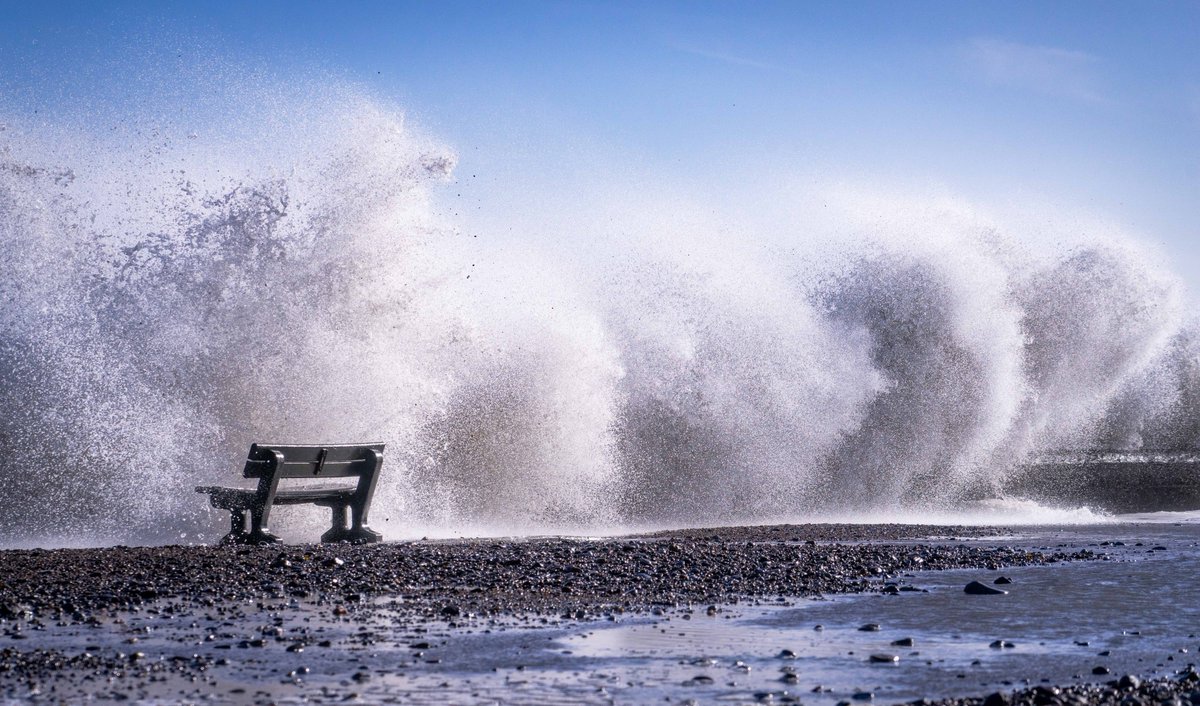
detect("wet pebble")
(1119, 674), (1141, 690)
(965, 581), (1007, 595)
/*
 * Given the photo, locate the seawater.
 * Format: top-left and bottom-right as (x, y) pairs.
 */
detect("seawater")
(2, 72), (1199, 546)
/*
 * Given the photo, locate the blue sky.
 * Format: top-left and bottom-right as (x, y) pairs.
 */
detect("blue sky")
(2, 1), (1198, 287)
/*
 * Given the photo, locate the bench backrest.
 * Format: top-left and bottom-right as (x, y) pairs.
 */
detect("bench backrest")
(242, 443), (385, 527)
(243, 443), (385, 480)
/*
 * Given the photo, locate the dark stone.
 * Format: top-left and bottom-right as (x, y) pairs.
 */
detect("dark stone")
(869, 654), (899, 663)
(892, 637), (915, 647)
(983, 692), (1010, 706)
(994, 576), (1013, 584)
(858, 623), (882, 631)
(1093, 666), (1111, 675)
(966, 581), (1008, 595)
(0, 604), (30, 621)
(1118, 674), (1141, 689)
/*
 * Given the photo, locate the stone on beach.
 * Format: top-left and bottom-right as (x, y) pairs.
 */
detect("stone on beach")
(965, 580), (1007, 595)
(1118, 674), (1141, 689)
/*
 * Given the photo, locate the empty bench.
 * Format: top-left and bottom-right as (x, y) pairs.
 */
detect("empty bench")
(196, 443), (384, 545)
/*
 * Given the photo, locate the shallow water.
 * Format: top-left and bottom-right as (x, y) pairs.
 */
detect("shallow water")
(540, 524), (1200, 704)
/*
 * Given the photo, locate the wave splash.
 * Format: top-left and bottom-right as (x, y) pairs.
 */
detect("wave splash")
(0, 84), (1193, 544)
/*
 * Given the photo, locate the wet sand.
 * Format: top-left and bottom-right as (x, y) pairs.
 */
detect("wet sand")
(0, 523), (1176, 704)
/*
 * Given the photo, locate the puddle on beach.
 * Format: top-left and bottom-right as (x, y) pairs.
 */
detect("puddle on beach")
(2, 524), (1199, 704)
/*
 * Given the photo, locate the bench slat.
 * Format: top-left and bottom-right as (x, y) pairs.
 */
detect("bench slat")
(243, 443), (385, 479)
(197, 485), (356, 508)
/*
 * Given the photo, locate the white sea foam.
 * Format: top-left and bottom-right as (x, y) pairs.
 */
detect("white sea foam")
(0, 74), (1194, 545)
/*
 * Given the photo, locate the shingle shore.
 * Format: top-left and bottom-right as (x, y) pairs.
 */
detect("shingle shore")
(0, 523), (1106, 703)
(0, 524), (1077, 621)
(906, 672), (1200, 706)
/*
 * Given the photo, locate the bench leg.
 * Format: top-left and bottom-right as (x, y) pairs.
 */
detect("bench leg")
(219, 510), (249, 545)
(319, 503), (351, 543)
(247, 505), (282, 545)
(346, 501), (382, 544)
(318, 502), (380, 544)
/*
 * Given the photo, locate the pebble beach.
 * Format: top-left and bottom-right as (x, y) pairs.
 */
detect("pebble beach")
(8, 523), (1181, 704)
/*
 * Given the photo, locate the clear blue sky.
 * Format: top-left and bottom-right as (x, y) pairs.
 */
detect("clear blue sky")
(2, 1), (1198, 287)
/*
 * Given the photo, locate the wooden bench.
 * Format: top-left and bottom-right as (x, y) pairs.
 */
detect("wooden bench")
(196, 443), (384, 545)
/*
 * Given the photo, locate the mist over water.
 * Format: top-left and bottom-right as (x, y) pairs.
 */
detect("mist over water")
(0, 78), (1195, 545)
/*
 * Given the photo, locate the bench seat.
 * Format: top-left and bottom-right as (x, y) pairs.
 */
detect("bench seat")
(195, 485), (356, 509)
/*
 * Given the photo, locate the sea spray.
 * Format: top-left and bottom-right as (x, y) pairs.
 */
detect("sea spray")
(606, 256), (881, 525)
(0, 92), (467, 542)
(1099, 322), (1200, 451)
(0, 81), (1191, 545)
